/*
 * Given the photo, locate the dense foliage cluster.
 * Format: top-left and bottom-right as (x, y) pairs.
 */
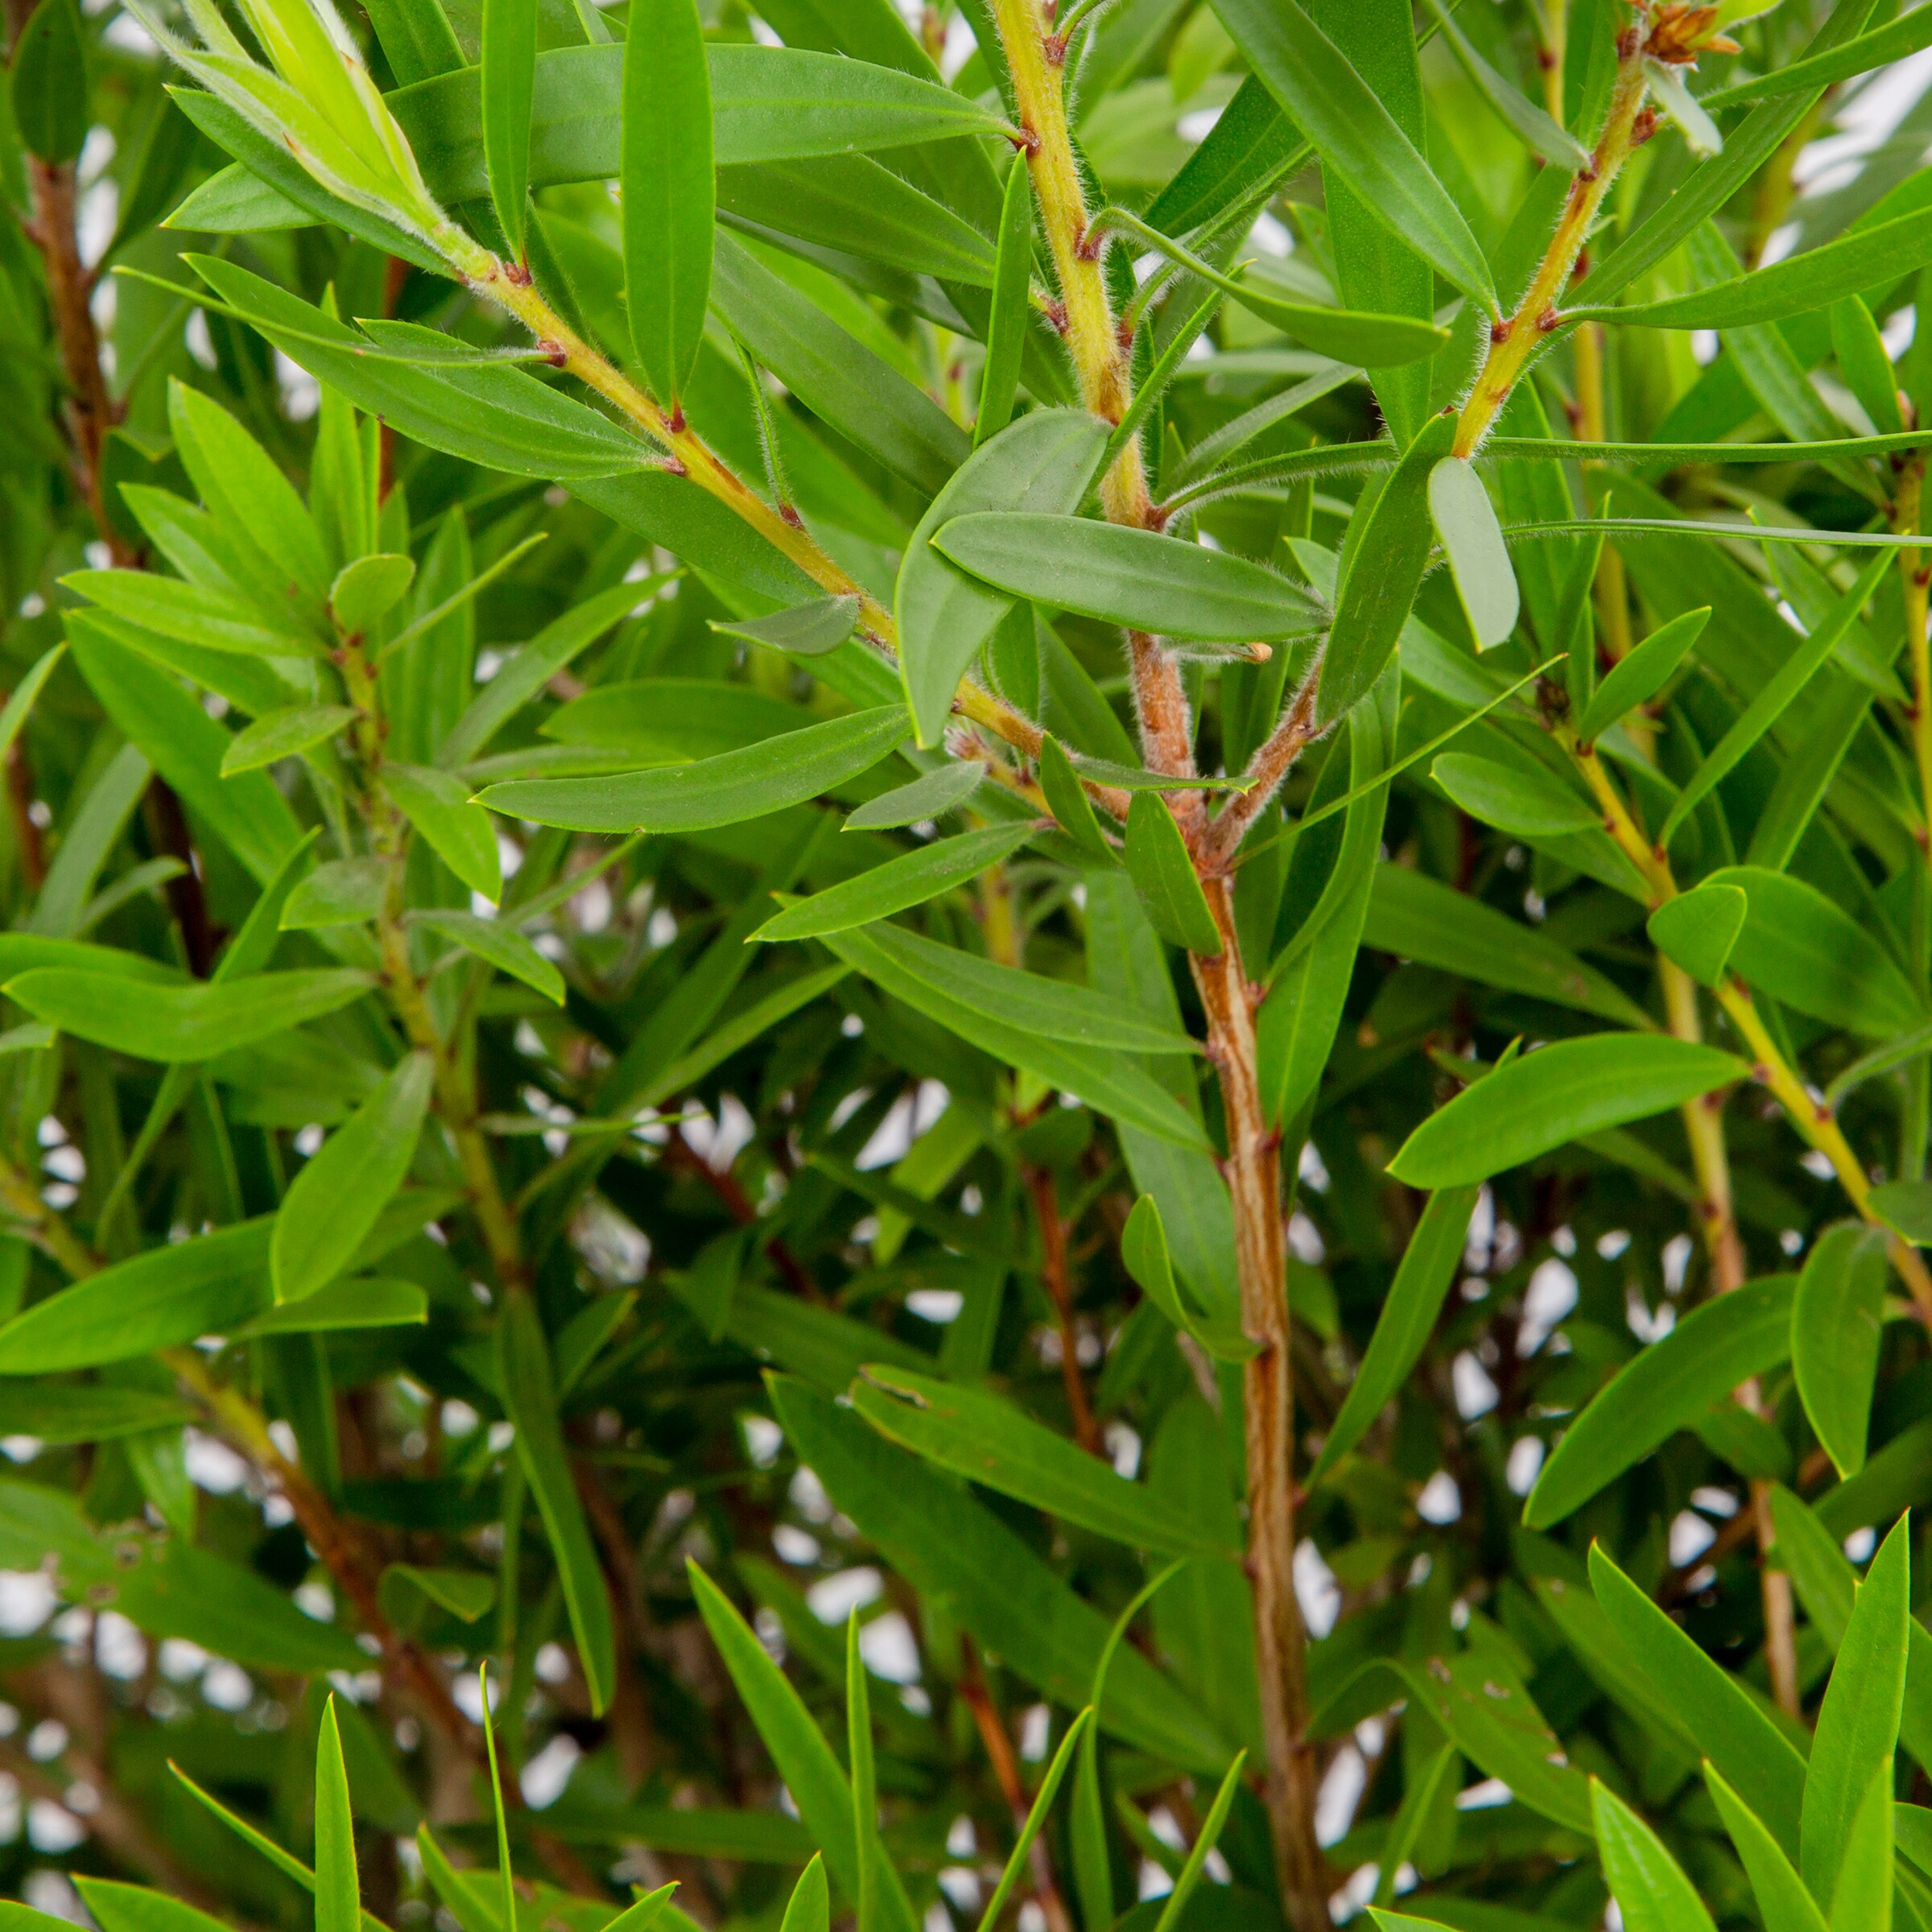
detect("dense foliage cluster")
(14, 0), (1932, 1924)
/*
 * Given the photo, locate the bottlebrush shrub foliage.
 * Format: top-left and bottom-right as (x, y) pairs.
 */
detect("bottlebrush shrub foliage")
(15, 0), (1932, 1926)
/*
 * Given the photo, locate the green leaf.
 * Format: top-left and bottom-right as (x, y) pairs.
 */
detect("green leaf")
(0, 643), (65, 770)
(1831, 1761), (1894, 1932)
(480, 0), (535, 258)
(1208, 0), (1495, 311)
(1360, 864), (1649, 1026)
(1307, 1186), (1479, 1484)
(5, 967), (373, 1062)
(1648, 884), (1748, 990)
(413, 910), (565, 1005)
(1589, 1544), (1808, 1855)
(235, 1276), (427, 1335)
(380, 762), (502, 900)
(1125, 794), (1222, 955)
(976, 159), (1034, 449)
(897, 410), (1110, 747)
(754, 821), (1039, 942)
(709, 597), (861, 658)
(273, 1053), (435, 1304)
(1793, 1221), (1890, 1480)
(1121, 1195), (1258, 1362)
(1038, 735), (1117, 863)
(0, 1384), (192, 1445)
(1805, 1514), (1909, 1901)
(1593, 1777), (1719, 1932)
(10, 0), (85, 163)
(1832, 297), (1905, 437)
(498, 1292), (617, 1716)
(1706, 1764), (1831, 1932)
(933, 514), (1325, 642)
(1660, 548), (1891, 847)
(1317, 415), (1456, 725)
(315, 1699), (359, 1932)
(1428, 459), (1519, 649)
(781, 1860), (829, 1932)
(222, 704), (359, 776)
(64, 569), (318, 656)
(1703, 865), (1926, 1038)
(845, 1613), (877, 1932)
(1417, 0), (1590, 166)
(331, 553), (416, 634)
(622, 0), (712, 407)
(1430, 751), (1599, 836)
(477, 707), (911, 832)
(1870, 1179), (1932, 1243)
(972, 1711), (1093, 1932)
(853, 1364), (1231, 1558)
(1525, 1278), (1794, 1527)
(1576, 207), (1932, 331)
(844, 762), (985, 830)
(281, 857), (390, 929)
(1575, 608), (1708, 743)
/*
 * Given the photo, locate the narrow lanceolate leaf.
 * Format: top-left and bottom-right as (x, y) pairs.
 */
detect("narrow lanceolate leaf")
(932, 515), (1325, 642)
(384, 762), (502, 901)
(1418, 0), (1589, 165)
(1389, 1035), (1747, 1189)
(898, 410), (1110, 747)
(1648, 884), (1748, 990)
(1661, 548), (1891, 847)
(1707, 1765), (1830, 1932)
(976, 159), (1034, 449)
(273, 1054), (435, 1303)
(1805, 1515), (1909, 1902)
(413, 910), (566, 1005)
(844, 762), (985, 830)
(498, 1292), (617, 1715)
(1575, 607), (1708, 742)
(1208, 0), (1495, 311)
(974, 1713), (1094, 1932)
(221, 704), (358, 775)
(1832, 296), (1905, 436)
(478, 707), (911, 832)
(480, 0), (536, 258)
(5, 967), (373, 1061)
(1593, 1779), (1719, 1932)
(1707, 1), (1932, 105)
(1318, 415), (1455, 725)
(853, 1367), (1231, 1558)
(622, 0), (712, 406)
(754, 822), (1040, 943)
(1525, 1279), (1797, 1528)
(1121, 1195), (1257, 1362)
(64, 570), (318, 655)
(1576, 207), (1932, 330)
(1308, 1186), (1479, 1484)
(1125, 794), (1222, 955)
(1793, 1221), (1890, 1481)
(1431, 752), (1599, 836)
(711, 597), (860, 659)
(314, 1699), (360, 1932)
(1429, 458), (1519, 648)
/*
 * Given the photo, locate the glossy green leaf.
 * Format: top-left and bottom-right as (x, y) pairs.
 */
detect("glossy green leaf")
(221, 704), (358, 776)
(1831, 1761), (1893, 1932)
(898, 410), (1110, 747)
(1308, 1185), (1480, 1484)
(934, 514), (1325, 642)
(330, 552), (415, 634)
(844, 762), (985, 830)
(1647, 884), (1748, 990)
(64, 569), (318, 656)
(383, 762), (503, 901)
(1429, 458), (1520, 648)
(976, 159), (1034, 449)
(235, 1276), (427, 1335)
(498, 1291), (617, 1716)
(1317, 415), (1456, 725)
(1706, 1764), (1830, 1932)
(273, 1053), (434, 1303)
(1793, 1221), (1890, 1480)
(413, 910), (565, 1004)
(780, 1860), (829, 1932)
(1125, 793), (1222, 955)
(710, 597), (861, 659)
(1430, 751), (1599, 836)
(1594, 1777), (1719, 1932)
(315, 1699), (359, 1932)
(754, 822), (1039, 942)
(478, 706), (911, 832)
(1575, 607), (1708, 743)
(480, 0), (535, 258)
(1525, 1279), (1794, 1526)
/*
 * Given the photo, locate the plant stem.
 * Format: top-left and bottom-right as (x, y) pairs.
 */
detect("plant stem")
(1893, 460), (1932, 857)
(1454, 44), (1651, 457)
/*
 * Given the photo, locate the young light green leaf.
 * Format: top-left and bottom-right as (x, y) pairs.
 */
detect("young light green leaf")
(281, 857), (390, 929)
(222, 704), (358, 776)
(1660, 548), (1891, 848)
(381, 762), (503, 901)
(1209, 0), (1496, 311)
(1706, 1763), (1830, 1932)
(330, 552), (415, 634)
(0, 644), (64, 768)
(1794, 1221), (1890, 1480)
(933, 514), (1325, 642)
(754, 821), (1040, 943)
(273, 1053), (434, 1303)
(481, 0), (535, 258)
(498, 1291), (617, 1716)
(1648, 883), (1748, 989)
(478, 706), (911, 832)
(1308, 1185), (1480, 1484)
(1576, 607), (1709, 743)
(1125, 793), (1221, 956)
(413, 910), (565, 1005)
(622, 0), (712, 407)
(1430, 751), (1599, 836)
(844, 762), (985, 830)
(1429, 458), (1519, 649)
(780, 1859), (829, 1932)
(1804, 1514), (1910, 1902)
(235, 1276), (427, 1335)
(1526, 1279), (1795, 1527)
(898, 410), (1110, 747)
(314, 1698), (359, 1932)
(976, 159), (1034, 449)
(1593, 1777), (1719, 1932)
(709, 597), (861, 659)
(1390, 1035), (1745, 1190)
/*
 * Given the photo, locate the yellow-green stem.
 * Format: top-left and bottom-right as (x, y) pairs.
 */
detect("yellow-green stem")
(1895, 462), (1932, 852)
